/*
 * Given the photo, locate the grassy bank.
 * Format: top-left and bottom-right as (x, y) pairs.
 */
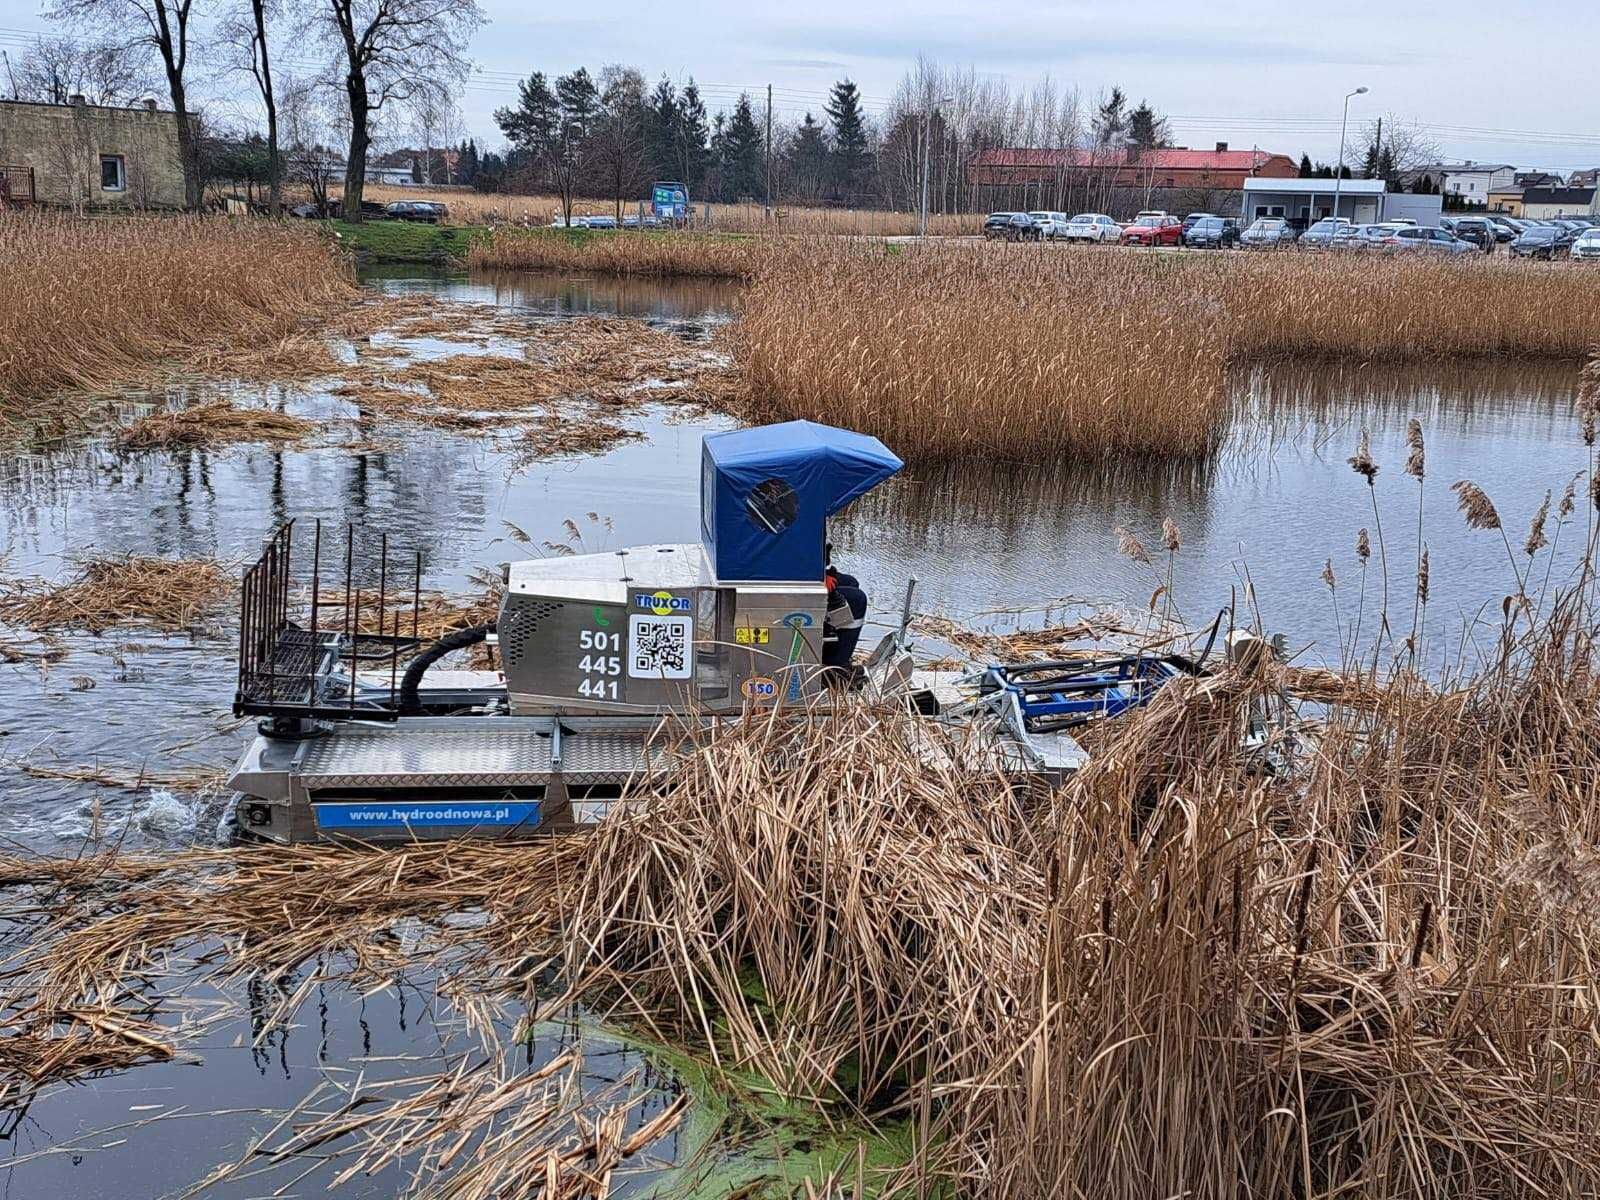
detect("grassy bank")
(327, 217), (481, 264)
(732, 241), (1600, 462)
(468, 226), (761, 278)
(0, 213), (356, 410)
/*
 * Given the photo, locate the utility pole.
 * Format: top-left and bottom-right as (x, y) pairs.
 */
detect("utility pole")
(764, 83), (772, 207)
(2, 51), (18, 101)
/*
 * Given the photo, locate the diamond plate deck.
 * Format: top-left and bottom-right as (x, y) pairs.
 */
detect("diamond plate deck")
(299, 727), (558, 789)
(295, 724), (668, 789)
(559, 732), (664, 783)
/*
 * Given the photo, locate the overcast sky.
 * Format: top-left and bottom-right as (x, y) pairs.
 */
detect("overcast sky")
(3, 2), (1598, 171)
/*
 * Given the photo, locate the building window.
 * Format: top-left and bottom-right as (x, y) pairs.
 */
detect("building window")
(100, 155), (125, 192)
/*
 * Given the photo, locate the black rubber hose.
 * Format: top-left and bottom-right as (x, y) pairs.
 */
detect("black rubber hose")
(398, 623), (494, 714)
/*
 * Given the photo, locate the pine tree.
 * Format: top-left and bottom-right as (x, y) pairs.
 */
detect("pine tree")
(825, 78), (870, 202)
(555, 68), (599, 141)
(644, 76), (679, 182)
(1127, 101), (1169, 151)
(786, 112), (830, 201)
(720, 93), (765, 201)
(1361, 137), (1381, 180)
(1298, 152), (1314, 178)
(1093, 88), (1127, 147)
(677, 80), (711, 194)
(495, 73), (559, 157)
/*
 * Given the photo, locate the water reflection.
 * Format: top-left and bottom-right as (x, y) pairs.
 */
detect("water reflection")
(0, 958), (686, 1199)
(365, 265), (744, 324)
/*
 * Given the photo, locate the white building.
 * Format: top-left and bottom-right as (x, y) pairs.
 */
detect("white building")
(1241, 178), (1443, 227)
(1442, 163), (1515, 205)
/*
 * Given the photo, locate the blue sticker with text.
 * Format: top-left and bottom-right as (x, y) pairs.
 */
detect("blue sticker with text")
(313, 801), (541, 830)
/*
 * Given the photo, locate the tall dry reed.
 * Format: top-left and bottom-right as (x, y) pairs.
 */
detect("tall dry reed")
(0, 212), (355, 408)
(359, 182), (977, 236)
(466, 228), (764, 278)
(735, 240), (1233, 460)
(733, 242), (1600, 463)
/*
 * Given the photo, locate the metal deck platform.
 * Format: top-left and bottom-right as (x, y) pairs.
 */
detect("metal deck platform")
(228, 717), (669, 843)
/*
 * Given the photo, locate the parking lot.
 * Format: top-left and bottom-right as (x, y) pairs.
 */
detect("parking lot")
(982, 209), (1600, 259)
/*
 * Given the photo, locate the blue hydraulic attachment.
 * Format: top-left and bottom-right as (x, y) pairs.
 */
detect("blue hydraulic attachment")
(975, 655), (1195, 733)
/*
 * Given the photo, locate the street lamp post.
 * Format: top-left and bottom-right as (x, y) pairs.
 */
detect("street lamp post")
(919, 96), (954, 237)
(1332, 86), (1368, 233)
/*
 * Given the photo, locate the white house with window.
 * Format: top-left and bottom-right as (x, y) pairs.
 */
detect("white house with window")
(1442, 163), (1515, 205)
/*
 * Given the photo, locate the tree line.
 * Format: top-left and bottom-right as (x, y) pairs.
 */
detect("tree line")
(3, 24), (1448, 220)
(5, 0), (482, 220)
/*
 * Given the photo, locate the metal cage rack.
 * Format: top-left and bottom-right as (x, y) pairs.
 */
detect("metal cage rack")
(234, 520), (427, 722)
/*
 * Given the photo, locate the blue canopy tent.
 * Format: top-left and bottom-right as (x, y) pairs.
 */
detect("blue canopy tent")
(701, 421), (903, 582)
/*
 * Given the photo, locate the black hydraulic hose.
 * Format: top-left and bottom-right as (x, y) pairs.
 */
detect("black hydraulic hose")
(398, 623), (494, 714)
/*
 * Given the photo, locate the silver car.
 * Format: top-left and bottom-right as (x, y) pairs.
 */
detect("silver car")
(1241, 217), (1296, 248)
(1388, 226), (1476, 256)
(1300, 218), (1359, 249)
(1572, 228), (1600, 261)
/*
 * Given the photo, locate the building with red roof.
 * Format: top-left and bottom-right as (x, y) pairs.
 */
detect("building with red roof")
(967, 143), (1297, 191)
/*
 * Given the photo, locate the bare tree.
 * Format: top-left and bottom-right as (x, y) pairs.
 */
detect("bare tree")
(279, 73), (341, 213)
(48, 0), (204, 209)
(217, 0), (283, 212)
(313, 0), (482, 221)
(589, 64), (648, 223)
(12, 34), (152, 106)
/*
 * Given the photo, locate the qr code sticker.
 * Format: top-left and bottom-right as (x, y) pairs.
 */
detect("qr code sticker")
(628, 615), (693, 679)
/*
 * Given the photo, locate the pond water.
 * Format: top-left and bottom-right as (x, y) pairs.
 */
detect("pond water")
(0, 268), (1590, 855)
(0, 264), (1589, 1195)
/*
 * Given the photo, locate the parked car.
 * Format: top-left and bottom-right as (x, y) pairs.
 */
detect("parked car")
(1027, 211), (1072, 239)
(1571, 227), (1600, 261)
(1511, 225), (1572, 259)
(983, 212), (1039, 240)
(1120, 214), (1182, 246)
(1299, 218), (1358, 248)
(1386, 226), (1475, 255)
(1240, 217), (1296, 248)
(583, 215), (619, 229)
(1057, 213), (1122, 242)
(1450, 216), (1498, 252)
(1183, 216), (1239, 249)
(1353, 223), (1405, 250)
(385, 200), (444, 223)
(1486, 215), (1519, 241)
(1131, 209), (1170, 225)
(1181, 211), (1217, 233)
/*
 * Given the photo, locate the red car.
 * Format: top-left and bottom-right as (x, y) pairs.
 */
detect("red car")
(1120, 215), (1182, 246)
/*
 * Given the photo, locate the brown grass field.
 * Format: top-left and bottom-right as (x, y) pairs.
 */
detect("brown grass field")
(358, 182), (978, 235)
(0, 212), (355, 412)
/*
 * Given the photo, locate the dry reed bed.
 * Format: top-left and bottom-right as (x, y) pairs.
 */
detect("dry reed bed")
(116, 399), (317, 449)
(735, 242), (1233, 460)
(0, 213), (356, 410)
(359, 183), (978, 236)
(467, 229), (766, 279)
(730, 241), (1600, 463)
(0, 556), (232, 633)
(4, 639), (1598, 1197)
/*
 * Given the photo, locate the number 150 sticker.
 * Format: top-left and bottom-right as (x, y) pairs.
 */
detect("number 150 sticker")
(628, 614), (693, 680)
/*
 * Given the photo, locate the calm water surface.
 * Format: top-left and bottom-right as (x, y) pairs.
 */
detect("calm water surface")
(0, 265), (1588, 1195)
